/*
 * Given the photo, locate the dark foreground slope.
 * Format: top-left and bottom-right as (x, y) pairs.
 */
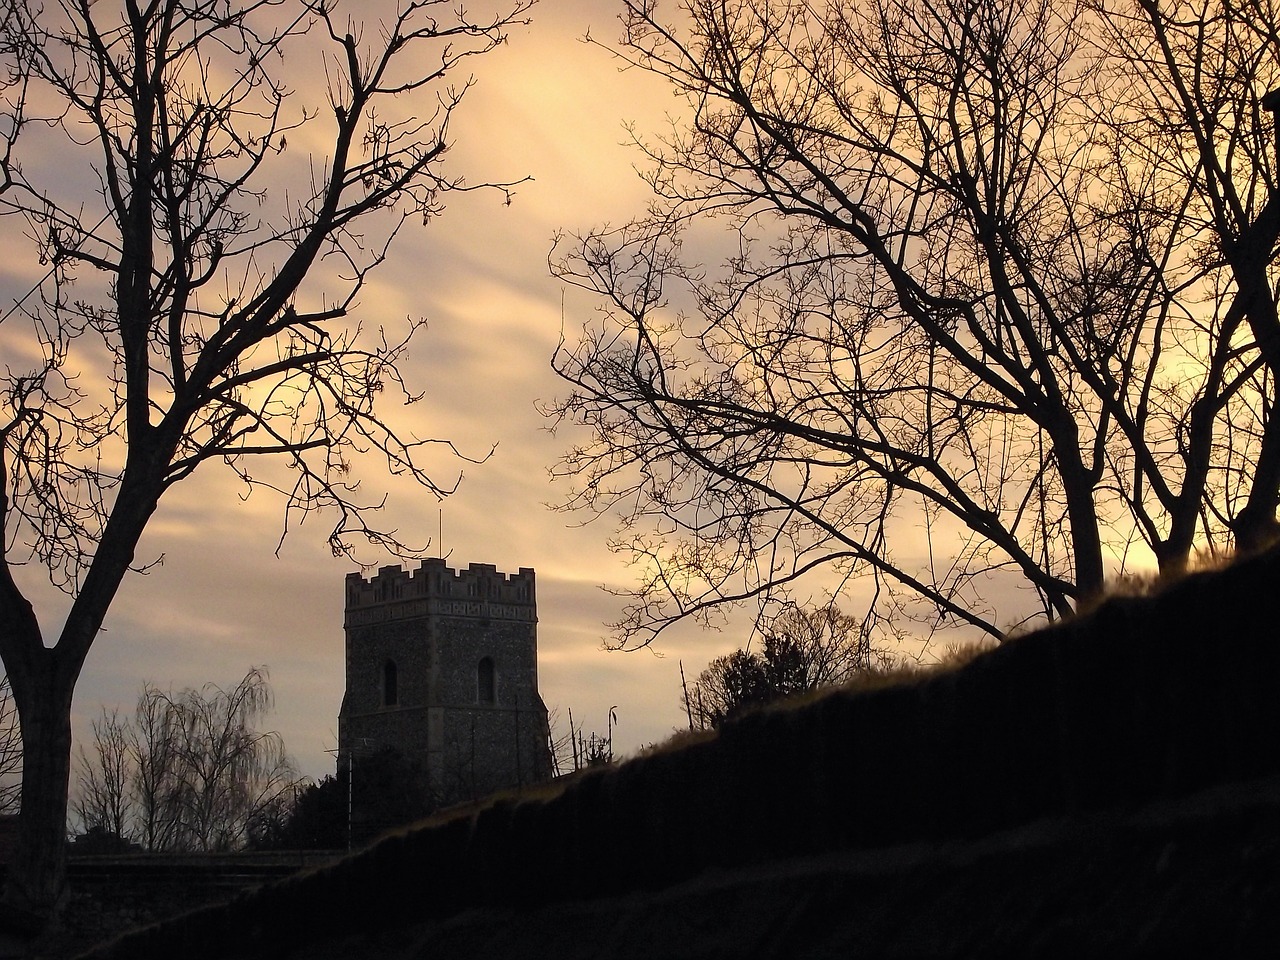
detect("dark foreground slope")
(273, 776), (1280, 960)
(80, 545), (1280, 959)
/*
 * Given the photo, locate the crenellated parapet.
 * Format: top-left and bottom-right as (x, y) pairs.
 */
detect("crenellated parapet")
(345, 559), (536, 627)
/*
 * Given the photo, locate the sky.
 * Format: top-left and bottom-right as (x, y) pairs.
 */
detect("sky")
(0, 0), (750, 782)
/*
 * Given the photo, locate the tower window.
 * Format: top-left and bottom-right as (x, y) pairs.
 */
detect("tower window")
(383, 660), (399, 706)
(477, 657), (496, 704)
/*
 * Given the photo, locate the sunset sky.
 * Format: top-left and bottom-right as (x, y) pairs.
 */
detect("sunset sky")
(0, 0), (747, 782)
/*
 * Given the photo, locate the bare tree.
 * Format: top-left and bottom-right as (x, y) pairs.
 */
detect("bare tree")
(684, 603), (887, 728)
(545, 707), (577, 777)
(71, 708), (132, 842)
(164, 668), (299, 852)
(0, 677), (20, 815)
(0, 0), (534, 912)
(763, 603), (887, 688)
(1098, 0), (1280, 557)
(685, 649), (773, 731)
(132, 680), (187, 853)
(549, 0), (1280, 650)
(74, 667), (301, 852)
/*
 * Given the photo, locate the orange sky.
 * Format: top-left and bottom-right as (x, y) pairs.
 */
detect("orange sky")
(0, 1), (749, 781)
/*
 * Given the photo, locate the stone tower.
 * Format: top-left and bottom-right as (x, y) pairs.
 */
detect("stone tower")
(338, 559), (552, 807)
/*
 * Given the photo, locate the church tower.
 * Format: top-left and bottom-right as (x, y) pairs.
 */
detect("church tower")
(338, 559), (552, 808)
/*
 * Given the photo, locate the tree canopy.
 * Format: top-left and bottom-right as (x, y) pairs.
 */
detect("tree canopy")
(684, 603), (888, 727)
(550, 0), (1280, 647)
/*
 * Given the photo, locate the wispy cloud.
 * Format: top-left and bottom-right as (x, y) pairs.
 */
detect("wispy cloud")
(0, 2), (718, 781)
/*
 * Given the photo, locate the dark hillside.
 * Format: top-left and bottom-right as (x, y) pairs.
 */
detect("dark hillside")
(76, 544), (1280, 959)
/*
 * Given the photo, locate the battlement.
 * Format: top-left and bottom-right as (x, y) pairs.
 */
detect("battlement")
(345, 559), (536, 612)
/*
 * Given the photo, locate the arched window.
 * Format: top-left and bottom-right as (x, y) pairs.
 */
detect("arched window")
(477, 657), (496, 704)
(383, 660), (398, 707)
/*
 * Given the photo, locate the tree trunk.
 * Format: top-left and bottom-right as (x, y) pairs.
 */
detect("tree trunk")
(4, 649), (75, 918)
(1231, 393), (1280, 555)
(1052, 432), (1106, 606)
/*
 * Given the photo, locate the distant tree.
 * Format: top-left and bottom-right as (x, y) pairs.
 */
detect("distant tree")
(71, 708), (131, 843)
(0, 0), (534, 913)
(166, 669), (299, 852)
(684, 604), (888, 728)
(130, 681), (186, 853)
(250, 774), (346, 851)
(545, 707), (578, 777)
(0, 677), (19, 814)
(550, 0), (1280, 651)
(254, 747), (436, 850)
(74, 667), (302, 853)
(686, 648), (774, 730)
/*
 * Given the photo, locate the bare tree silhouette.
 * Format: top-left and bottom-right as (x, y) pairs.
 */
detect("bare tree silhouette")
(0, 0), (532, 914)
(550, 0), (1280, 649)
(684, 603), (889, 728)
(75, 668), (299, 852)
(0, 677), (20, 815)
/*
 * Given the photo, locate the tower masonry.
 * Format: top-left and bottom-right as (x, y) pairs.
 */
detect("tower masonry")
(338, 559), (552, 807)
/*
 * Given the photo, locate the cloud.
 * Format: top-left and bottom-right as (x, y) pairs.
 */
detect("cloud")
(0, 1), (723, 789)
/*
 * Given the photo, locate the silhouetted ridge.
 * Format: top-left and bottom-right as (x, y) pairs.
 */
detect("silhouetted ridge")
(80, 544), (1280, 959)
